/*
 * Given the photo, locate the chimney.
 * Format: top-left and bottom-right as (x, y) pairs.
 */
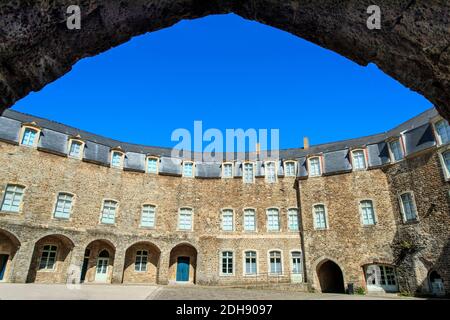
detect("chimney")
(303, 137), (310, 150)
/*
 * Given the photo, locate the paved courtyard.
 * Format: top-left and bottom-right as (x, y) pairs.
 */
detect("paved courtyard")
(0, 284), (422, 300)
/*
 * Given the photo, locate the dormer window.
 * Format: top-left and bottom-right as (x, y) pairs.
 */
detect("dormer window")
(147, 157), (159, 174)
(308, 157), (321, 177)
(222, 162), (233, 178)
(265, 161), (277, 183)
(352, 149), (367, 170)
(284, 161), (296, 177)
(434, 119), (450, 145)
(388, 138), (404, 162)
(439, 149), (450, 181)
(68, 139), (84, 159)
(20, 125), (40, 147)
(243, 162), (255, 183)
(111, 150), (124, 168)
(183, 161), (194, 177)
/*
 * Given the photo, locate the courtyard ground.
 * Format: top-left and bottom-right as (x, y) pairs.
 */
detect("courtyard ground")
(0, 283), (422, 300)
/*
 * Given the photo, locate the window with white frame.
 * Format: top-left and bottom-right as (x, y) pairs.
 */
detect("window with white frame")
(244, 251), (257, 275)
(183, 162), (194, 177)
(265, 162), (277, 183)
(313, 204), (327, 229)
(147, 157), (158, 174)
(389, 139), (404, 162)
(284, 161), (296, 177)
(267, 208), (280, 231)
(291, 251), (302, 274)
(134, 250), (148, 272)
(221, 209), (234, 231)
(21, 127), (38, 146)
(141, 205), (156, 228)
(39, 245), (57, 270)
(243, 209), (256, 232)
(243, 162), (254, 183)
(440, 150), (450, 179)
(54, 193), (73, 219)
(352, 150), (367, 170)
(68, 140), (83, 158)
(178, 208), (193, 230)
(360, 200), (376, 225)
(308, 157), (321, 177)
(221, 251), (233, 275)
(435, 119), (450, 145)
(111, 151), (124, 168)
(269, 251), (282, 275)
(101, 200), (117, 224)
(400, 192), (418, 222)
(222, 163), (233, 178)
(1, 184), (24, 213)
(288, 208), (299, 231)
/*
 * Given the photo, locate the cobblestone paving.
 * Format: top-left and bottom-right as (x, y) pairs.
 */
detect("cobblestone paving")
(0, 283), (420, 300)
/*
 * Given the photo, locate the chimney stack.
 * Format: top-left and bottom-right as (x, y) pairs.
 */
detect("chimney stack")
(303, 137), (310, 150)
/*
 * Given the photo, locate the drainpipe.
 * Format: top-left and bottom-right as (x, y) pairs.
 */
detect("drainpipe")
(295, 178), (308, 284)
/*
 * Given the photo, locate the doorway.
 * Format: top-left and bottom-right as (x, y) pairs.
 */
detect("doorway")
(0, 254), (9, 281)
(317, 260), (345, 293)
(176, 257), (190, 282)
(95, 250), (110, 282)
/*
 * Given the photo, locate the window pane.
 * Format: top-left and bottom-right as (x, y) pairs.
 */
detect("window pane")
(309, 158), (321, 176)
(390, 140), (404, 161)
(361, 200), (375, 225)
(285, 162), (296, 177)
(266, 162), (276, 183)
(147, 158), (158, 173)
(221, 251), (233, 275)
(141, 205), (156, 227)
(69, 141), (82, 157)
(267, 209), (280, 231)
(223, 164), (233, 178)
(291, 252), (302, 274)
(111, 152), (122, 167)
(222, 210), (233, 231)
(1, 185), (24, 213)
(22, 128), (37, 146)
(54, 193), (73, 219)
(443, 151), (450, 174)
(436, 120), (450, 144)
(401, 193), (417, 221)
(244, 209), (256, 231)
(179, 208), (192, 230)
(183, 163), (193, 177)
(288, 209), (299, 230)
(244, 163), (254, 183)
(314, 205), (327, 229)
(353, 150), (366, 170)
(101, 201), (116, 224)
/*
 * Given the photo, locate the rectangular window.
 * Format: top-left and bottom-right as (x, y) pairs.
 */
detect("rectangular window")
(269, 251), (282, 275)
(135, 250), (148, 272)
(285, 161), (296, 177)
(243, 163), (254, 183)
(54, 193), (73, 219)
(221, 251), (233, 275)
(141, 205), (156, 228)
(435, 119), (450, 145)
(21, 128), (37, 146)
(147, 158), (158, 174)
(352, 150), (366, 170)
(291, 252), (302, 274)
(244, 209), (256, 231)
(178, 208), (193, 230)
(267, 208), (280, 231)
(222, 163), (233, 178)
(39, 245), (57, 270)
(183, 162), (194, 177)
(101, 200), (117, 224)
(309, 157), (321, 176)
(400, 193), (417, 222)
(265, 162), (276, 183)
(69, 141), (82, 158)
(1, 185), (24, 213)
(442, 150), (450, 178)
(360, 200), (376, 225)
(288, 209), (299, 231)
(221, 209), (233, 231)
(314, 205), (327, 229)
(111, 152), (123, 168)
(389, 139), (404, 162)
(245, 251), (257, 275)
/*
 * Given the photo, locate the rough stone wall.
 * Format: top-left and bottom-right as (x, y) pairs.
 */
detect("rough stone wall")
(299, 169), (398, 292)
(382, 148), (450, 295)
(0, 140), (301, 285)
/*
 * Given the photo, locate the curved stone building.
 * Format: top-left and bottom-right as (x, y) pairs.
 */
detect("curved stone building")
(0, 108), (449, 296)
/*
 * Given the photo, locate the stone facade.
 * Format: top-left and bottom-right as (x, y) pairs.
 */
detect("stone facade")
(0, 110), (449, 297)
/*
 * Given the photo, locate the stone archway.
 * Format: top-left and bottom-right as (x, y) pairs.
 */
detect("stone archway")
(27, 234), (75, 283)
(82, 239), (116, 284)
(169, 243), (198, 284)
(0, 1), (449, 119)
(0, 228), (21, 282)
(122, 241), (161, 284)
(317, 259), (345, 293)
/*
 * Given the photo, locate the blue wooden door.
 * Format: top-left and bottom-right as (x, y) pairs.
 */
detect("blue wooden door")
(176, 257), (190, 281)
(0, 254), (8, 281)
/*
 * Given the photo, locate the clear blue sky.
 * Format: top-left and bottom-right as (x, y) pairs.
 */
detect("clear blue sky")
(11, 13), (432, 151)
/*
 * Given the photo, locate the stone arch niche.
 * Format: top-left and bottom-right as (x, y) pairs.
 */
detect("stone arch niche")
(82, 239), (116, 284)
(169, 243), (198, 284)
(316, 259), (346, 293)
(26, 234), (75, 283)
(0, 1), (449, 119)
(0, 228), (21, 282)
(122, 241), (161, 284)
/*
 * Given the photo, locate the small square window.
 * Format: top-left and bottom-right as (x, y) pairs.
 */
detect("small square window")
(147, 158), (158, 174)
(284, 161), (296, 177)
(21, 128), (38, 146)
(1, 185), (25, 213)
(183, 162), (194, 177)
(178, 208), (193, 230)
(222, 163), (233, 178)
(101, 200), (117, 224)
(111, 151), (123, 168)
(54, 193), (73, 219)
(69, 140), (83, 158)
